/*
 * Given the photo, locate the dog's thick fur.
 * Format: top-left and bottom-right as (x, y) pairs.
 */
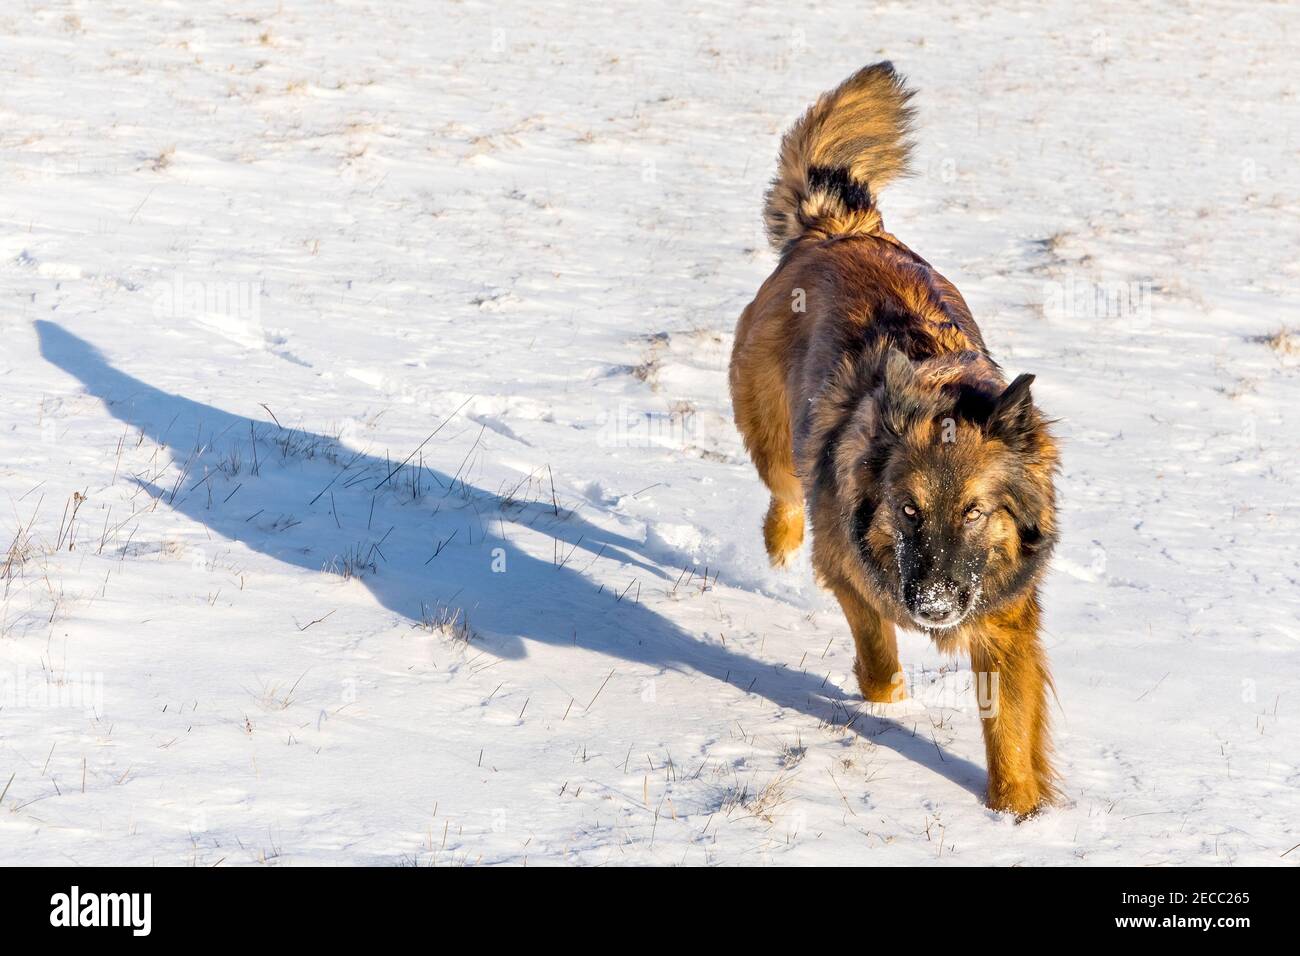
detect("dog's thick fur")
(730, 63), (1060, 817)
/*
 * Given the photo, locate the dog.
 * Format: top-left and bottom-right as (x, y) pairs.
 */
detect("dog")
(729, 62), (1060, 817)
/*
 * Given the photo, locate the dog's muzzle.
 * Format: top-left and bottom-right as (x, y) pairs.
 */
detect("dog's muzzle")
(908, 581), (972, 629)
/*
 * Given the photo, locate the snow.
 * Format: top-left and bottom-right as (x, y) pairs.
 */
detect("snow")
(2, 1), (1298, 865)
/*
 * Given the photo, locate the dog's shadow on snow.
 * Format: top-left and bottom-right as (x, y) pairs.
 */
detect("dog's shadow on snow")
(35, 320), (985, 801)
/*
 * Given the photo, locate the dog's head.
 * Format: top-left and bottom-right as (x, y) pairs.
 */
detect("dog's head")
(832, 349), (1058, 631)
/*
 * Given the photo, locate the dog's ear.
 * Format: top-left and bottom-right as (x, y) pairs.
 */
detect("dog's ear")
(994, 374), (1057, 554)
(988, 373), (1037, 448)
(878, 348), (928, 437)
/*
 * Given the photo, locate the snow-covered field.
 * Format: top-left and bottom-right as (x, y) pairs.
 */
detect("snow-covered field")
(2, 1), (1298, 866)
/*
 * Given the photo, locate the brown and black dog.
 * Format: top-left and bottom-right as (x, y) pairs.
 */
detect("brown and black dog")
(730, 63), (1060, 817)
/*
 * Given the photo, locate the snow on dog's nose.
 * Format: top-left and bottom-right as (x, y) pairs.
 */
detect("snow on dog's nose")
(911, 582), (970, 628)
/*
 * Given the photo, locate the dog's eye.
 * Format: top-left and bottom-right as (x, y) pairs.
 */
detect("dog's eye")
(902, 503), (918, 518)
(965, 507), (983, 523)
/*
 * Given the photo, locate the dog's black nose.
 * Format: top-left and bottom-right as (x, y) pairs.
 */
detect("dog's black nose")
(916, 600), (956, 623)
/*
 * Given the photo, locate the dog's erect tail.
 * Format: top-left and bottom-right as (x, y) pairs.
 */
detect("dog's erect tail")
(763, 62), (916, 254)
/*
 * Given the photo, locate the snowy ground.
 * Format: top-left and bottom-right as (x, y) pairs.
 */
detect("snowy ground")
(2, 1), (1298, 866)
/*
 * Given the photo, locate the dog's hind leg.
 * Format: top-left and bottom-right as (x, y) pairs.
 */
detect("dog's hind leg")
(830, 579), (905, 702)
(731, 344), (805, 566)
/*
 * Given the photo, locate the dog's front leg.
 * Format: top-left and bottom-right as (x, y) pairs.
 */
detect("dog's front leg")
(969, 591), (1057, 818)
(830, 579), (905, 703)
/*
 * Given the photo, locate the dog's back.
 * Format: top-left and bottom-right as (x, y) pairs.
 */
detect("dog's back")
(731, 63), (994, 527)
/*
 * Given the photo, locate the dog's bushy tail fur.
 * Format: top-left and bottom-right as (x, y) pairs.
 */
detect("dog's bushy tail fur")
(763, 62), (916, 254)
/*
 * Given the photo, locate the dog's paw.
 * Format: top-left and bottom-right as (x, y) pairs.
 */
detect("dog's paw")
(763, 500), (805, 567)
(985, 784), (1048, 821)
(852, 660), (904, 707)
(767, 545), (799, 568)
(863, 681), (907, 704)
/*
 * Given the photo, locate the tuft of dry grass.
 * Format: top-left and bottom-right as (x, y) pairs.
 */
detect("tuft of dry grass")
(718, 770), (794, 823)
(1251, 326), (1299, 358)
(415, 602), (475, 644)
(2, 511), (43, 583)
(324, 541), (378, 580)
(255, 672), (308, 711)
(151, 145), (176, 171)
